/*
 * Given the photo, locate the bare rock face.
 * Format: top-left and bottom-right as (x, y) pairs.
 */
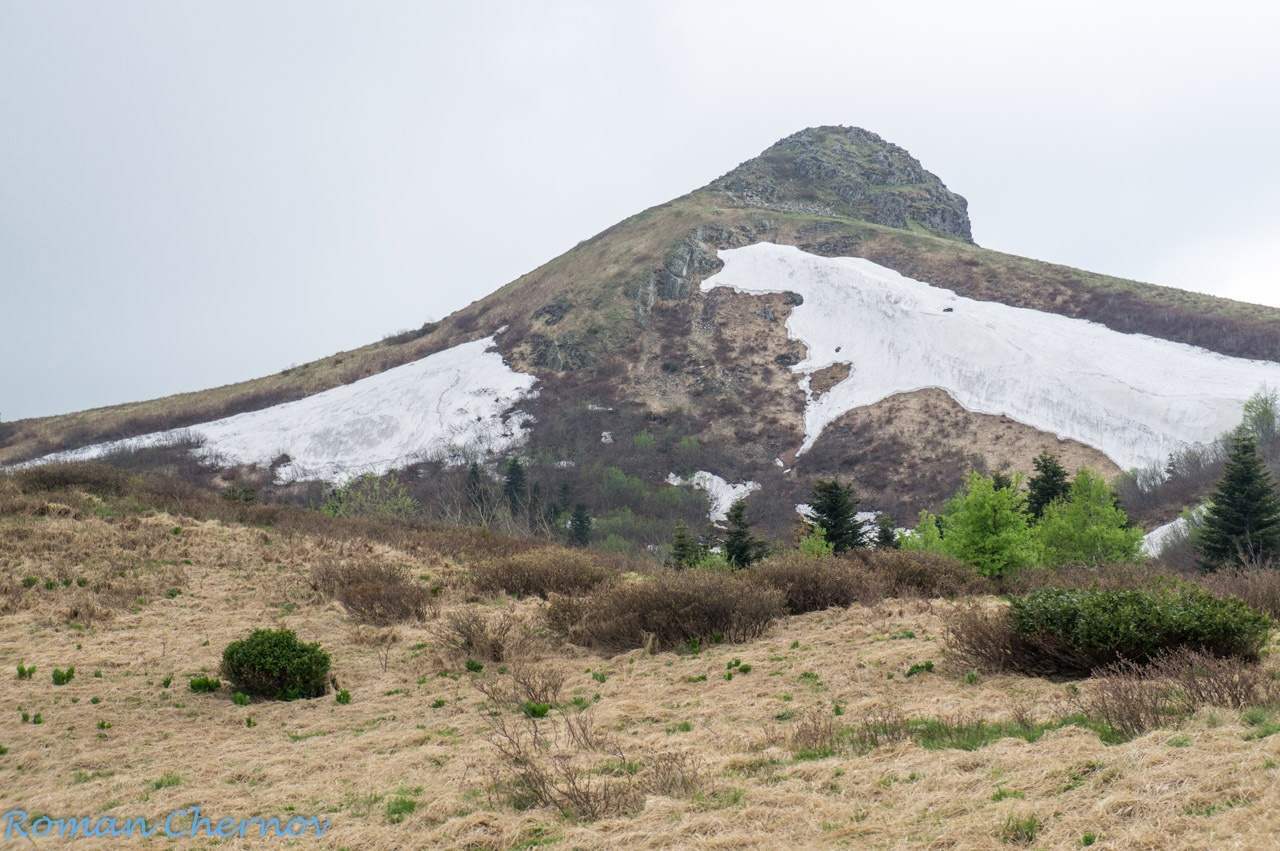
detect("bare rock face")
(708, 126), (973, 243)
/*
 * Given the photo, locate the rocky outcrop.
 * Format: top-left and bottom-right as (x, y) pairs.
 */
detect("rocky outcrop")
(708, 126), (973, 243)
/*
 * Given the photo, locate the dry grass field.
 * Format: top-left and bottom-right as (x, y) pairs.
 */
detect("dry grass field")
(4, 476), (1280, 849)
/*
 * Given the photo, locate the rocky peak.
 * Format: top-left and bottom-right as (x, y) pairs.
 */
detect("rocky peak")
(707, 126), (973, 243)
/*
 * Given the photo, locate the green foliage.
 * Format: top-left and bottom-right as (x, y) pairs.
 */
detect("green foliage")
(335, 689), (352, 705)
(930, 473), (1038, 578)
(220, 629), (330, 701)
(874, 515), (899, 549)
(188, 675), (221, 693)
(384, 794), (417, 824)
(905, 661), (934, 677)
(1010, 586), (1271, 668)
(465, 659), (484, 673)
(51, 667), (75, 686)
(670, 520), (704, 568)
(901, 511), (944, 553)
(568, 504), (592, 547)
(1026, 451), (1070, 519)
(632, 431), (656, 450)
(1198, 431), (1280, 569)
(723, 499), (768, 568)
(1035, 469), (1143, 566)
(321, 473), (419, 520)
(16, 662), (35, 680)
(999, 813), (1041, 845)
(807, 479), (865, 553)
(797, 525), (835, 558)
(1242, 387), (1279, 446)
(521, 700), (551, 718)
(503, 457), (527, 515)
(232, 691), (250, 706)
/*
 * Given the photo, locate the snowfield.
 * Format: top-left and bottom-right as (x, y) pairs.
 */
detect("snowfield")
(666, 471), (760, 523)
(26, 336), (537, 482)
(702, 243), (1280, 471)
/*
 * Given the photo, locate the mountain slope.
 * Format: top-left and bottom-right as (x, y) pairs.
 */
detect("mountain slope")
(7, 126), (1280, 539)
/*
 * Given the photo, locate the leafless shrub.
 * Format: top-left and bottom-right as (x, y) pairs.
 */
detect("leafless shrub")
(311, 562), (432, 625)
(852, 549), (992, 598)
(1197, 567), (1280, 619)
(548, 570), (784, 652)
(470, 547), (613, 599)
(848, 708), (911, 754)
(788, 709), (840, 757)
(748, 554), (886, 614)
(510, 662), (565, 705)
(1079, 659), (1177, 738)
(484, 710), (641, 821)
(14, 462), (129, 497)
(1004, 562), (1180, 595)
(435, 608), (529, 662)
(642, 752), (705, 798)
(943, 602), (1018, 671)
(1149, 648), (1275, 711)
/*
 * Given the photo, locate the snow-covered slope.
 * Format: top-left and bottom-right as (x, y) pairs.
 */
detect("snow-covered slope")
(666, 471), (760, 523)
(26, 336), (537, 482)
(701, 243), (1280, 471)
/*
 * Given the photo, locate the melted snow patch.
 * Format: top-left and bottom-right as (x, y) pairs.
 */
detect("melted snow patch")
(667, 471), (760, 523)
(27, 336), (537, 482)
(701, 243), (1280, 471)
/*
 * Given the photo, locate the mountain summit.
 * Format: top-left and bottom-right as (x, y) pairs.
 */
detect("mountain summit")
(9, 126), (1280, 550)
(709, 126), (973, 242)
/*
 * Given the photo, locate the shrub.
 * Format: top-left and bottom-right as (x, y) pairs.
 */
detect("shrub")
(1197, 568), (1280, 619)
(948, 586), (1271, 676)
(232, 691), (250, 706)
(51, 666), (75, 686)
(748, 553), (884, 614)
(434, 609), (527, 662)
(470, 547), (612, 599)
(311, 562), (431, 625)
(549, 570), (784, 652)
(220, 629), (330, 700)
(188, 675), (221, 693)
(321, 473), (419, 520)
(852, 549), (990, 598)
(16, 663), (35, 680)
(335, 689), (351, 705)
(14, 462), (128, 497)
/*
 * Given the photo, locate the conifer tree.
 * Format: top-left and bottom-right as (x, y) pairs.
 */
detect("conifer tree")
(808, 479), (865, 553)
(875, 515), (899, 549)
(723, 499), (768, 568)
(1197, 431), (1280, 569)
(670, 520), (702, 568)
(568, 504), (592, 547)
(503, 457), (527, 516)
(1026, 452), (1070, 519)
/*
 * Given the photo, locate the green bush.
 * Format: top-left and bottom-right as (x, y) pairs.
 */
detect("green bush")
(220, 629), (330, 701)
(51, 666), (75, 686)
(1007, 586), (1270, 672)
(188, 675), (221, 693)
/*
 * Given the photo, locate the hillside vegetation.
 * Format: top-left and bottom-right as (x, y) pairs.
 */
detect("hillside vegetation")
(5, 464), (1280, 848)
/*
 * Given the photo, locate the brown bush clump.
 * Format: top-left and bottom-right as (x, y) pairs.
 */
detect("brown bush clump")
(851, 549), (991, 598)
(549, 570), (784, 652)
(435, 608), (531, 662)
(748, 554), (886, 614)
(1197, 568), (1280, 619)
(470, 547), (613, 599)
(311, 562), (432, 625)
(13, 462), (129, 497)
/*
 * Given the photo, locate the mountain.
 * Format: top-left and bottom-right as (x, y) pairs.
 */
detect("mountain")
(8, 126), (1280, 546)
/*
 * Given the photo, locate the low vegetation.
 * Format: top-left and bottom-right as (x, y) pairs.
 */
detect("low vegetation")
(220, 629), (331, 700)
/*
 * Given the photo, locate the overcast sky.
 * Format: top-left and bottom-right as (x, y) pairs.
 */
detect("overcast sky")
(3, 1), (1279, 420)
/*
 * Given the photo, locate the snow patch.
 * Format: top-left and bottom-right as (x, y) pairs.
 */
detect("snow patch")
(701, 243), (1280, 470)
(666, 471), (760, 523)
(1141, 518), (1188, 557)
(795, 504), (879, 525)
(26, 336), (536, 482)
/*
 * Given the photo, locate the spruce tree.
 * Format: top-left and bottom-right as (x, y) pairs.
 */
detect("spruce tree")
(723, 499), (767, 568)
(1197, 431), (1280, 569)
(568, 504), (592, 547)
(1026, 452), (1070, 519)
(874, 515), (899, 549)
(670, 521), (702, 568)
(808, 479), (865, 553)
(503, 457), (527, 516)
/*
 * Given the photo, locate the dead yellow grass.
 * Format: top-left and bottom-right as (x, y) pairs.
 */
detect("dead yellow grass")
(4, 509), (1280, 849)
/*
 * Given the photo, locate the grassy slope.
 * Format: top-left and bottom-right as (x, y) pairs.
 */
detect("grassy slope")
(3, 487), (1280, 848)
(6, 189), (1280, 467)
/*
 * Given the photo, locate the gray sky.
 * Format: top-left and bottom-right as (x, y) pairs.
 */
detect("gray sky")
(3, 1), (1279, 420)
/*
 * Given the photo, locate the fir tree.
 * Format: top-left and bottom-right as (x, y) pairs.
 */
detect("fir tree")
(503, 457), (527, 516)
(670, 520), (702, 568)
(874, 515), (899, 549)
(723, 499), (768, 568)
(1026, 452), (1070, 519)
(1197, 431), (1280, 569)
(808, 479), (865, 553)
(568, 504), (592, 547)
